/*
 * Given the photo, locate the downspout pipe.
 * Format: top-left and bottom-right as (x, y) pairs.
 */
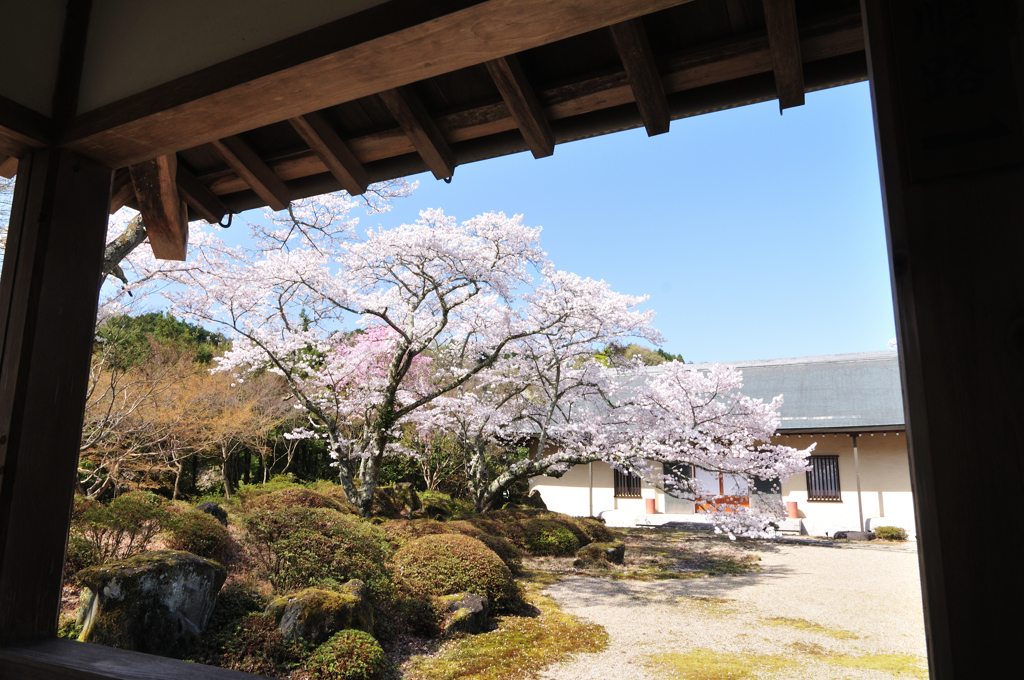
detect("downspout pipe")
(589, 462), (594, 518)
(852, 433), (865, 532)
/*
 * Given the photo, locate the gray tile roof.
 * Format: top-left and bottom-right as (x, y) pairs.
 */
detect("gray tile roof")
(685, 351), (905, 431)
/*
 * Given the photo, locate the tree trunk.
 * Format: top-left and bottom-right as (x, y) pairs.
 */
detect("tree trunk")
(221, 444), (234, 499)
(172, 458), (185, 500)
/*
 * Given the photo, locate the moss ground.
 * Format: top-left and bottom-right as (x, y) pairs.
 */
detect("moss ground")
(762, 616), (859, 640)
(401, 574), (608, 680)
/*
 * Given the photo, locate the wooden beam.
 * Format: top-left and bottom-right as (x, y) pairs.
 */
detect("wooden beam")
(485, 55), (554, 158)
(51, 0), (92, 122)
(61, 0), (694, 167)
(0, 638), (262, 679)
(211, 135), (291, 211)
(762, 0), (804, 110)
(378, 87), (455, 180)
(109, 168), (135, 213)
(176, 163), (228, 224)
(0, 157), (17, 180)
(0, 96), (52, 159)
(609, 19), (670, 136)
(0, 150), (111, 645)
(128, 155), (188, 260)
(289, 112), (369, 195)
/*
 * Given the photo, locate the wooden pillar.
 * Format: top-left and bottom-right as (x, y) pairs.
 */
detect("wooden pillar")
(0, 149), (112, 644)
(861, 2), (1024, 678)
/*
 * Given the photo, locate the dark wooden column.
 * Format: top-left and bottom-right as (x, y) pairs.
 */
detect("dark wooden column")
(861, 2), (1024, 678)
(0, 149), (112, 644)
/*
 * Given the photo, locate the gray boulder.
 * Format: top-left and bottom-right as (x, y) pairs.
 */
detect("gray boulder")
(439, 592), (490, 634)
(194, 501), (228, 526)
(265, 580), (374, 645)
(76, 550), (226, 658)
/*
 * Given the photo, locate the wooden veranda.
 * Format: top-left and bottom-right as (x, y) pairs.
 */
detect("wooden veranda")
(0, 1), (1020, 678)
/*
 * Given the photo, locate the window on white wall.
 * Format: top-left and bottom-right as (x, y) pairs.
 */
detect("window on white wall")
(806, 455), (842, 501)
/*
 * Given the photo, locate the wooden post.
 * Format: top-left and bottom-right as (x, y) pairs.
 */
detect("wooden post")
(862, 2), (1024, 677)
(0, 149), (112, 644)
(851, 434), (864, 532)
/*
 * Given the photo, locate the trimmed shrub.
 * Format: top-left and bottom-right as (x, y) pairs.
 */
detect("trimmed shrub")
(64, 533), (99, 578)
(381, 519), (450, 548)
(477, 534), (523, 574)
(418, 491), (474, 519)
(541, 515), (590, 547)
(393, 534), (518, 610)
(522, 518), (581, 556)
(574, 541), (625, 568)
(244, 488), (347, 514)
(304, 630), (387, 680)
(165, 510), (234, 562)
(72, 491), (170, 563)
(874, 525), (909, 541)
(243, 508), (393, 598)
(570, 517), (617, 543)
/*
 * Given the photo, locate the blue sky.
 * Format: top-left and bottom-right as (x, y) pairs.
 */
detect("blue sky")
(226, 81), (895, 364)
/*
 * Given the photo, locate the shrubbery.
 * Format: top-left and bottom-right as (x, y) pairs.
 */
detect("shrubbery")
(303, 630), (387, 680)
(521, 518), (581, 556)
(243, 508), (393, 598)
(71, 491), (170, 563)
(873, 525), (909, 541)
(244, 488), (348, 514)
(165, 510), (233, 562)
(393, 534), (518, 610)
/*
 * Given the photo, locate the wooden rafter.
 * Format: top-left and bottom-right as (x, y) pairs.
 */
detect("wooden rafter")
(192, 8), (863, 199)
(485, 55), (554, 158)
(609, 18), (670, 136)
(128, 155), (188, 260)
(379, 87), (455, 180)
(289, 112), (369, 195)
(762, 0), (805, 110)
(176, 164), (228, 224)
(109, 169), (134, 213)
(0, 155), (17, 179)
(60, 0), (692, 167)
(0, 95), (52, 159)
(211, 135), (291, 211)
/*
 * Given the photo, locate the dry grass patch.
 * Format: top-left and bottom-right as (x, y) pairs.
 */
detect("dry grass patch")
(789, 642), (928, 678)
(762, 616), (859, 640)
(402, 578), (607, 680)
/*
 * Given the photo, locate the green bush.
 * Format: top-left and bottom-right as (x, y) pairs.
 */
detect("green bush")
(381, 518), (450, 548)
(64, 532), (100, 577)
(243, 488), (348, 514)
(522, 518), (581, 556)
(419, 490), (474, 518)
(393, 534), (518, 610)
(165, 510), (233, 562)
(570, 517), (616, 543)
(477, 534), (523, 574)
(304, 630), (387, 680)
(874, 525), (909, 541)
(243, 508), (393, 598)
(72, 491), (170, 563)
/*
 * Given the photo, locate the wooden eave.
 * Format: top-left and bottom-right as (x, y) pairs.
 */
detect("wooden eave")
(0, 0), (866, 220)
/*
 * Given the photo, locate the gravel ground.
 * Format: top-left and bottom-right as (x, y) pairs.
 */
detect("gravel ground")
(537, 537), (928, 679)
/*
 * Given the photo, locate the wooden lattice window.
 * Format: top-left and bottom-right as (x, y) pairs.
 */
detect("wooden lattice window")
(614, 469), (643, 498)
(806, 455), (842, 501)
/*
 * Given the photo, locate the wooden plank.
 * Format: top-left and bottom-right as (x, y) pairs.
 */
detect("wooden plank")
(485, 55), (554, 158)
(61, 0), (695, 167)
(609, 18), (670, 136)
(0, 150), (111, 645)
(176, 163), (227, 224)
(289, 112), (369, 195)
(109, 168), (135, 213)
(211, 135), (290, 211)
(50, 0), (92, 122)
(862, 1), (1024, 677)
(0, 156), (17, 180)
(128, 155), (188, 260)
(0, 638), (272, 679)
(762, 0), (804, 110)
(194, 8), (863, 198)
(0, 95), (52, 158)
(378, 87), (455, 180)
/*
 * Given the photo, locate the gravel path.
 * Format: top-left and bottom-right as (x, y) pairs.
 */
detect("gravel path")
(537, 539), (928, 679)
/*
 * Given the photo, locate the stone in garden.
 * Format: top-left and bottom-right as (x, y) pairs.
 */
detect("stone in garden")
(439, 592), (490, 634)
(194, 501), (228, 526)
(573, 541), (626, 567)
(76, 550), (226, 658)
(266, 580), (374, 645)
(525, 489), (547, 510)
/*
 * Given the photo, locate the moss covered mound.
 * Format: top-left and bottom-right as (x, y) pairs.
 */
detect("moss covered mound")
(243, 508), (393, 598)
(166, 510), (233, 562)
(570, 517), (616, 543)
(394, 534), (518, 610)
(381, 518), (450, 548)
(266, 581), (373, 645)
(574, 541), (625, 568)
(303, 629), (387, 680)
(521, 518), (582, 556)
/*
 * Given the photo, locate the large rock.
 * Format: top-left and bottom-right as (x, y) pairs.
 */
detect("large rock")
(439, 593), (490, 635)
(573, 541), (626, 567)
(265, 580), (374, 645)
(194, 501), (228, 526)
(76, 550), (226, 658)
